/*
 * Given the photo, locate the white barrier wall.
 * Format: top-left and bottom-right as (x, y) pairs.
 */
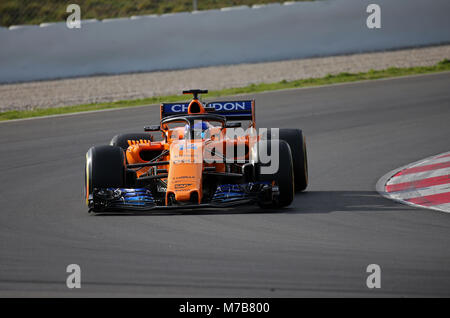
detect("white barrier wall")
(0, 0), (449, 83)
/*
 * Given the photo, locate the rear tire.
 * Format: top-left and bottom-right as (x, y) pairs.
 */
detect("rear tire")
(85, 145), (126, 208)
(261, 128), (308, 191)
(257, 139), (294, 208)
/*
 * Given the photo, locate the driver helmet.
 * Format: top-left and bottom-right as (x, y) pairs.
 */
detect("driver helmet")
(193, 121), (209, 131)
(185, 121), (210, 139)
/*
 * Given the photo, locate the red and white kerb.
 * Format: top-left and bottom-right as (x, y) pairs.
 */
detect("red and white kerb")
(383, 152), (450, 212)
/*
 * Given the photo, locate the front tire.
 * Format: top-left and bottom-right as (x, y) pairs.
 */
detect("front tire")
(257, 139), (294, 208)
(85, 145), (126, 208)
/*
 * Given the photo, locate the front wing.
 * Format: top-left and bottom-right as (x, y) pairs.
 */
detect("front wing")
(88, 182), (278, 212)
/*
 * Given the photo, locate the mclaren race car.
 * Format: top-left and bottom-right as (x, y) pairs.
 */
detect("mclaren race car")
(84, 89), (308, 212)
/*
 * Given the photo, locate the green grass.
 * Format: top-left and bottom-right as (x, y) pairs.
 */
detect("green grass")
(1, 58), (449, 122)
(0, 0), (312, 27)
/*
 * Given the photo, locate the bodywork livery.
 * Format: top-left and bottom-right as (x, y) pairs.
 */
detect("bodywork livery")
(85, 90), (307, 212)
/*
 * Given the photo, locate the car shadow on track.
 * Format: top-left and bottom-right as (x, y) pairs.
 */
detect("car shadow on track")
(284, 190), (410, 214)
(93, 191), (409, 216)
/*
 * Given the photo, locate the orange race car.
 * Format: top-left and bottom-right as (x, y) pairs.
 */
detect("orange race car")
(84, 89), (308, 212)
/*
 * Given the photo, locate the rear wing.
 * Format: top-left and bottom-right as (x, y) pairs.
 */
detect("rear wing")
(160, 100), (255, 125)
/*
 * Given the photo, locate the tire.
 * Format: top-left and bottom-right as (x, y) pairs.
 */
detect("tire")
(278, 129), (308, 191)
(261, 128), (308, 192)
(257, 139), (294, 208)
(85, 145), (126, 206)
(110, 133), (153, 151)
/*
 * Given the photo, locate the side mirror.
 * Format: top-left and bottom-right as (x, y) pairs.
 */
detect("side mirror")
(144, 125), (160, 132)
(225, 122), (241, 128)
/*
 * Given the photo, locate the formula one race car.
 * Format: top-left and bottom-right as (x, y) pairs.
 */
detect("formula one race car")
(84, 89), (307, 212)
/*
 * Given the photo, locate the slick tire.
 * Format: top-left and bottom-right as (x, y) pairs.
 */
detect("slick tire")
(257, 139), (294, 208)
(85, 145), (126, 206)
(261, 128), (308, 192)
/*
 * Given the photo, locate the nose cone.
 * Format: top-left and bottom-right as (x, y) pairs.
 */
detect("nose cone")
(166, 141), (203, 204)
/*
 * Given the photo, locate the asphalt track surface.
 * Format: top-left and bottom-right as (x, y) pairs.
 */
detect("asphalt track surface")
(1, 72), (450, 297)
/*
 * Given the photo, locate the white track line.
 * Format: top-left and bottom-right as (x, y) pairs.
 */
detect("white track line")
(434, 203), (450, 210)
(407, 156), (450, 165)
